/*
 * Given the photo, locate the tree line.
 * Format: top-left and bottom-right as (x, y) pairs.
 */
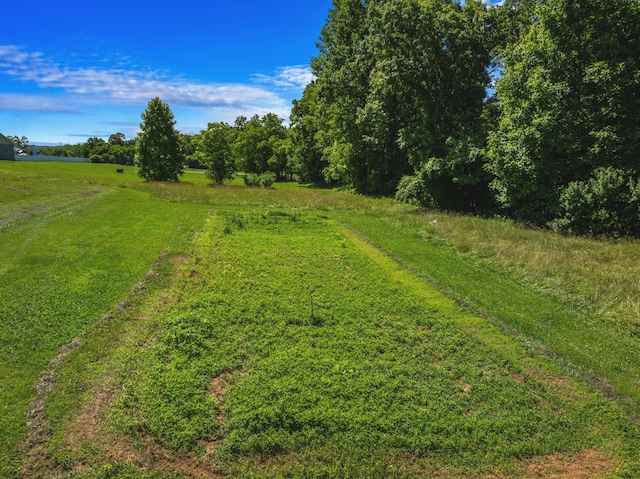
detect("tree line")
(133, 97), (293, 185)
(38, 134), (137, 165)
(24, 0), (640, 237)
(292, 0), (640, 237)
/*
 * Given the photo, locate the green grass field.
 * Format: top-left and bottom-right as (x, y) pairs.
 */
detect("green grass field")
(1, 162), (639, 478)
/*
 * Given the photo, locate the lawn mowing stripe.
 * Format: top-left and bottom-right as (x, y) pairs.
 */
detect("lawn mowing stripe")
(335, 211), (640, 414)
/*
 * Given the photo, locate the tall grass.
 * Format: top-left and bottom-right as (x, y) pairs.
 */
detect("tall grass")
(410, 213), (640, 324)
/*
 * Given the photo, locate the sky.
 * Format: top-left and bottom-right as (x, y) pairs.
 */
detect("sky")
(1, 0), (504, 145)
(0, 1), (334, 144)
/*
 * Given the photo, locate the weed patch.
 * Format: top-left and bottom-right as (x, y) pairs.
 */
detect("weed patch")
(99, 211), (639, 476)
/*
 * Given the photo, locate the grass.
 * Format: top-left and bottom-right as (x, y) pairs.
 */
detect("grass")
(1, 161), (640, 478)
(89, 210), (639, 477)
(335, 211), (640, 413)
(0, 168), (209, 476)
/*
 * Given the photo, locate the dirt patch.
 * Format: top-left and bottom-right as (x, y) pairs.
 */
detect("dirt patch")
(209, 373), (231, 401)
(18, 248), (172, 477)
(397, 449), (618, 479)
(65, 418), (223, 478)
(525, 449), (619, 478)
(171, 254), (190, 278)
(171, 254), (189, 266)
(65, 380), (116, 448)
(208, 372), (233, 424)
(61, 375), (225, 478)
(18, 337), (83, 477)
(0, 206), (50, 227)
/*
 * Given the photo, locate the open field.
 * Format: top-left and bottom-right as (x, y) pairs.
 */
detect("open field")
(1, 162), (639, 478)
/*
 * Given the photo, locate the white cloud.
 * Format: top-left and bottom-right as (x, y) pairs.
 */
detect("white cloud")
(253, 65), (315, 90)
(0, 45), (295, 115)
(0, 93), (81, 113)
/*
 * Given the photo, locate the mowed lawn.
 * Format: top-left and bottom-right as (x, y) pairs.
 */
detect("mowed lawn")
(1, 162), (639, 478)
(0, 167), (209, 476)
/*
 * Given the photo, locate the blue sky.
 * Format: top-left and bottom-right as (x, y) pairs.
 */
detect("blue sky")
(0, 1), (334, 144)
(1, 0), (504, 145)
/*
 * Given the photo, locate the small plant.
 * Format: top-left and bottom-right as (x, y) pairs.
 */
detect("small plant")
(244, 173), (260, 186)
(258, 172), (275, 188)
(244, 172), (275, 188)
(223, 214), (245, 234)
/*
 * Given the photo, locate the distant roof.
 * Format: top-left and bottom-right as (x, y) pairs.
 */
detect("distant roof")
(0, 133), (14, 146)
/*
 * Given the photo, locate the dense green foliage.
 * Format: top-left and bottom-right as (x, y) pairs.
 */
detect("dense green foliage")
(233, 114), (290, 179)
(306, 0), (493, 205)
(243, 172), (276, 187)
(135, 97), (186, 181)
(289, 82), (327, 185)
(287, 0), (639, 235)
(487, 0), (640, 233)
(551, 167), (640, 236)
(194, 122), (236, 184)
(14, 0), (640, 235)
(39, 134), (136, 165)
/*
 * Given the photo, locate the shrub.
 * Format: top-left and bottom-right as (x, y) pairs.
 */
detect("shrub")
(395, 174), (433, 207)
(244, 172), (275, 188)
(244, 173), (261, 187)
(551, 167), (640, 237)
(258, 172), (275, 188)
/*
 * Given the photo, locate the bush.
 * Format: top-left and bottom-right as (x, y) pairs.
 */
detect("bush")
(244, 173), (260, 186)
(551, 167), (640, 237)
(244, 172), (275, 188)
(395, 174), (434, 207)
(259, 172), (275, 188)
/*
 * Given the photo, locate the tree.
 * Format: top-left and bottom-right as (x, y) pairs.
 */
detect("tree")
(370, 0), (491, 210)
(262, 113), (289, 180)
(108, 132), (126, 145)
(180, 134), (200, 168)
(82, 137), (106, 158)
(312, 0), (373, 191)
(195, 122), (236, 184)
(135, 97), (185, 181)
(486, 0), (640, 225)
(290, 82), (328, 184)
(233, 113), (286, 177)
(310, 0), (492, 201)
(8, 135), (30, 154)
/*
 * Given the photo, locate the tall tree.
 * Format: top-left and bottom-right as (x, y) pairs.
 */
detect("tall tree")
(195, 122), (236, 184)
(290, 82), (328, 184)
(135, 97), (185, 181)
(312, 0), (374, 191)
(369, 0), (492, 210)
(486, 0), (640, 226)
(311, 0), (492, 202)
